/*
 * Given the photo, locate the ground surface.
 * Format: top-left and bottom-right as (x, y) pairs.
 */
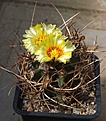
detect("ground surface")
(0, 0), (106, 121)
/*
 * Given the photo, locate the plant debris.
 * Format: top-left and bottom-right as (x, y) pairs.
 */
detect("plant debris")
(11, 20), (99, 115)
(0, 4), (101, 115)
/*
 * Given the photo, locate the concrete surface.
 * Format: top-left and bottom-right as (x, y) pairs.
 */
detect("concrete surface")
(0, 0), (106, 121)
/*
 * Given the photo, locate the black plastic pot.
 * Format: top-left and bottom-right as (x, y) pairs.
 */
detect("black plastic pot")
(13, 55), (101, 121)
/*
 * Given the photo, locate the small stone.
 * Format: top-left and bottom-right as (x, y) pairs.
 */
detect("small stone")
(73, 108), (77, 113)
(91, 102), (95, 105)
(89, 91), (94, 97)
(34, 110), (38, 112)
(50, 109), (55, 113)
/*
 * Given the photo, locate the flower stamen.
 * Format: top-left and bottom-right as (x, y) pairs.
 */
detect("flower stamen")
(34, 35), (47, 45)
(47, 46), (63, 59)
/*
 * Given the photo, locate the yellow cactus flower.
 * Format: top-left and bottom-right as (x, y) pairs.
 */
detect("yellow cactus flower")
(22, 23), (62, 54)
(35, 34), (75, 64)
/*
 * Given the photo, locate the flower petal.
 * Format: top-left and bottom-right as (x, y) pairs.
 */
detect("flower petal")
(35, 34), (75, 63)
(30, 26), (36, 36)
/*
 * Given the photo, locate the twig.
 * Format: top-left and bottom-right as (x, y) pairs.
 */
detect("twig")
(44, 92), (73, 109)
(14, 31), (22, 44)
(63, 71), (81, 88)
(0, 66), (25, 80)
(49, 78), (82, 92)
(52, 3), (72, 38)
(0, 82), (15, 91)
(31, 1), (37, 26)
(42, 92), (51, 111)
(59, 12), (80, 30)
(80, 15), (102, 32)
(83, 68), (105, 87)
(11, 45), (21, 57)
(8, 85), (16, 96)
(71, 95), (86, 110)
(87, 50), (106, 53)
(0, 66), (37, 91)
